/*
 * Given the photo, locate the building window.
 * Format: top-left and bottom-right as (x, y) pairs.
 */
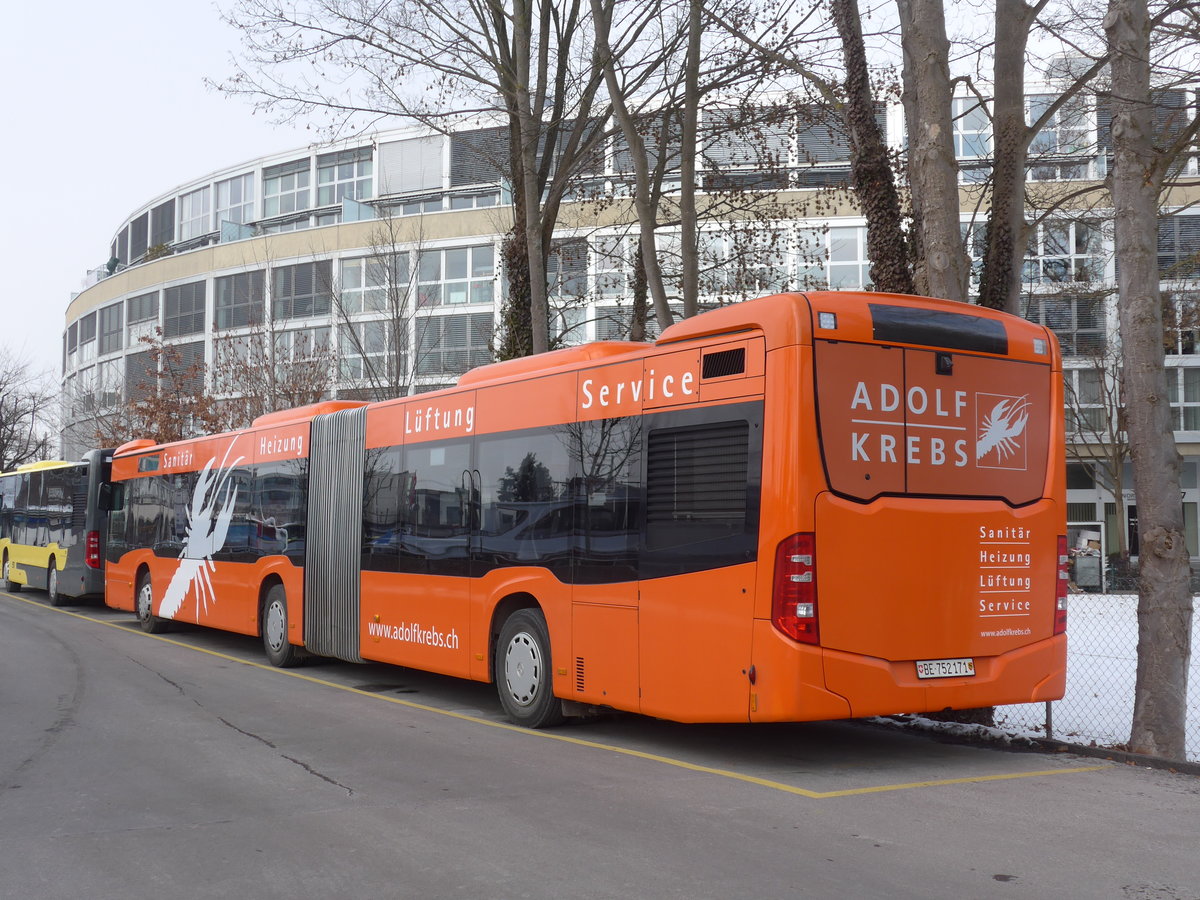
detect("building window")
(700, 229), (791, 297)
(417, 246), (494, 307)
(151, 199), (175, 247)
(1165, 291), (1200, 354)
(338, 320), (399, 382)
(130, 213), (149, 260)
(1167, 367), (1200, 430)
(594, 236), (634, 298)
(340, 255), (409, 315)
(317, 147), (373, 206)
(1158, 214), (1200, 279)
(215, 271), (265, 329)
(126, 291), (159, 346)
(286, 325), (331, 361)
(448, 191), (499, 209)
(595, 304), (682, 341)
(1064, 368), (1112, 434)
(78, 312), (97, 364)
(125, 350), (156, 401)
(1028, 93), (1093, 181)
(273, 261), (332, 320)
(163, 340), (206, 397)
(954, 97), (992, 183)
(829, 226), (870, 289)
(264, 158), (311, 217)
(216, 173), (256, 227)
(163, 281), (207, 338)
(1024, 293), (1107, 356)
(98, 303), (123, 356)
(97, 358), (122, 410)
(416, 313), (492, 376)
(74, 366), (95, 415)
(179, 186), (212, 241)
(1024, 220), (1104, 285)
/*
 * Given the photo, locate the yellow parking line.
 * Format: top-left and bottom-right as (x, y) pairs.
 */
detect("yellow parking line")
(4, 592), (1111, 798)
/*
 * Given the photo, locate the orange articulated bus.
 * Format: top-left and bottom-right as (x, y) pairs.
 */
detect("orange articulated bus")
(104, 291), (1067, 727)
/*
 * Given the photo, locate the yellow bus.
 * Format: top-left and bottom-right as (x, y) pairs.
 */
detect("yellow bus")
(0, 450), (113, 605)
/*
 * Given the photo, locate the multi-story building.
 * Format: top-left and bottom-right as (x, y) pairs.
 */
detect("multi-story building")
(61, 93), (1200, 571)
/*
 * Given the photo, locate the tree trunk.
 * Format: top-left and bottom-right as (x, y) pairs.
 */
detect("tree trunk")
(513, 0), (551, 354)
(1106, 0), (1193, 760)
(977, 0), (1039, 314)
(678, 0), (702, 317)
(896, 0), (969, 303)
(832, 0), (914, 295)
(590, 0), (675, 331)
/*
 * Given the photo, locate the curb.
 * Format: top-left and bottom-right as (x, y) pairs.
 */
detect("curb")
(1031, 738), (1200, 776)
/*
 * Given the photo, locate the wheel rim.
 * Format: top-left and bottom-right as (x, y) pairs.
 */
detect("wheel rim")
(503, 631), (542, 707)
(265, 599), (287, 653)
(48, 568), (57, 598)
(137, 582), (153, 621)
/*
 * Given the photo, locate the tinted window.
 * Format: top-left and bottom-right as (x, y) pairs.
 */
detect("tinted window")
(476, 429), (575, 576)
(575, 418), (642, 583)
(403, 440), (472, 576)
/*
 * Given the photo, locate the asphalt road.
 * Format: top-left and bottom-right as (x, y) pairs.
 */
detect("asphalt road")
(2, 589), (1197, 900)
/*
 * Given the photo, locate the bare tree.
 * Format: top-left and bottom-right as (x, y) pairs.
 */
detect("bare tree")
(89, 330), (225, 447)
(211, 320), (335, 430)
(329, 215), (427, 401)
(896, 0), (970, 301)
(0, 351), (53, 470)
(1105, 0), (1193, 761)
(220, 0), (611, 356)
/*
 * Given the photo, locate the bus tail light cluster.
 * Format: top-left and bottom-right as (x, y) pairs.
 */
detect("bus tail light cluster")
(1055, 535), (1068, 635)
(773, 533), (818, 644)
(86, 531), (102, 569)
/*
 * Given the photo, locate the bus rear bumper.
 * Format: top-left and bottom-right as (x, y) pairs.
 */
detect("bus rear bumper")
(822, 633), (1068, 719)
(749, 622), (1066, 722)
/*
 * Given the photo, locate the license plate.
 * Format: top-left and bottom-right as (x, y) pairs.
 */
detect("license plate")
(915, 657), (976, 679)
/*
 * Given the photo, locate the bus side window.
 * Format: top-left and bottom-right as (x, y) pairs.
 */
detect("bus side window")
(100, 482), (125, 512)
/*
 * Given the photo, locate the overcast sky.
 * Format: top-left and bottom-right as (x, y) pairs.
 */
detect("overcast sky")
(0, 0), (312, 383)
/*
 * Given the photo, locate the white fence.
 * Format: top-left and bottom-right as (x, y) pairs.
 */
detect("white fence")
(997, 592), (1200, 762)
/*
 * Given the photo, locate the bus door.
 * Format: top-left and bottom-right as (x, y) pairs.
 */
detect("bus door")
(635, 343), (766, 723)
(568, 416), (642, 713)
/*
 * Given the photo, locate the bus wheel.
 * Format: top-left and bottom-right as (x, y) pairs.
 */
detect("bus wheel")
(262, 584), (299, 668)
(495, 609), (564, 729)
(4, 554), (21, 593)
(136, 574), (169, 634)
(47, 563), (64, 607)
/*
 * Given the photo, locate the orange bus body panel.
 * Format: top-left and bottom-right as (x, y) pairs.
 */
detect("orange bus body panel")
(104, 291), (1066, 726)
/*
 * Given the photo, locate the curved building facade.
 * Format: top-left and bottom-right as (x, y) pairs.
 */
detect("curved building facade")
(60, 100), (1200, 565)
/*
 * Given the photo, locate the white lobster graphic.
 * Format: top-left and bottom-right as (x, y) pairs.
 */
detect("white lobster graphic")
(976, 396), (1031, 463)
(159, 443), (244, 620)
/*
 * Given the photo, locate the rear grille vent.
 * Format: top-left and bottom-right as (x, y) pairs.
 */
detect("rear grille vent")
(575, 657), (586, 692)
(702, 347), (746, 379)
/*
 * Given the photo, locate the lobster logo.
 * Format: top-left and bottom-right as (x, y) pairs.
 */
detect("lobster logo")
(975, 394), (1030, 470)
(159, 442), (244, 620)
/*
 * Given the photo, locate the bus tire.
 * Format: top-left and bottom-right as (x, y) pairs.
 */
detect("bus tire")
(47, 562), (64, 607)
(262, 584), (299, 668)
(494, 608), (564, 729)
(136, 573), (169, 634)
(4, 554), (21, 593)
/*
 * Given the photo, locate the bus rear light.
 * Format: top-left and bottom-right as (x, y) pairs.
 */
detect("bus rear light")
(86, 531), (101, 569)
(773, 533), (818, 644)
(1054, 535), (1068, 635)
